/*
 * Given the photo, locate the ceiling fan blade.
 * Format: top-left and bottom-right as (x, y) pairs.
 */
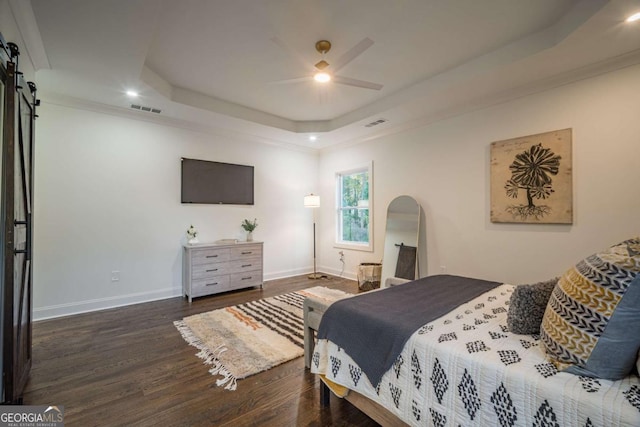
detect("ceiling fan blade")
(334, 75), (383, 90)
(269, 76), (313, 85)
(330, 37), (374, 72)
(270, 37), (310, 70)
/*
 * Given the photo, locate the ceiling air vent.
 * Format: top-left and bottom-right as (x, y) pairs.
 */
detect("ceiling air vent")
(130, 104), (161, 114)
(364, 118), (388, 128)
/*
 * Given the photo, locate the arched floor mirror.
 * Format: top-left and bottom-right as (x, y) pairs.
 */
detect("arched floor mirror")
(381, 196), (422, 287)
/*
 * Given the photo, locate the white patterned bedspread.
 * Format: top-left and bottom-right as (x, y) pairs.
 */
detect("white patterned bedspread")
(311, 284), (640, 426)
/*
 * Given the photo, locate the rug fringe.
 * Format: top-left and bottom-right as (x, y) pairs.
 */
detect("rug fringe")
(174, 320), (239, 391)
(173, 288), (340, 392)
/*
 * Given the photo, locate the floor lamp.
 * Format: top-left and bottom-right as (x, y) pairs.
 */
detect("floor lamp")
(304, 193), (322, 279)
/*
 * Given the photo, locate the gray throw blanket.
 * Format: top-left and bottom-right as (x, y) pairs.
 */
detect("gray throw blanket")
(317, 275), (500, 387)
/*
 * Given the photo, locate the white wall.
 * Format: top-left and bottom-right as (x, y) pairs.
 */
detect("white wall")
(15, 3), (639, 317)
(0, 0), (36, 81)
(318, 63), (640, 285)
(33, 103), (318, 319)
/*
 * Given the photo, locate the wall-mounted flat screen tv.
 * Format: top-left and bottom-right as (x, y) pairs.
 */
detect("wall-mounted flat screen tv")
(181, 158), (254, 205)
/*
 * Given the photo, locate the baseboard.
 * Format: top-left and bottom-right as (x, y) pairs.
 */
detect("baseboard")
(263, 267), (315, 281)
(34, 268), (357, 321)
(33, 287), (183, 321)
(268, 265), (357, 281)
(317, 265), (357, 281)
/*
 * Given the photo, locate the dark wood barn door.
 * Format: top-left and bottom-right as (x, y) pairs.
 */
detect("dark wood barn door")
(1, 36), (37, 404)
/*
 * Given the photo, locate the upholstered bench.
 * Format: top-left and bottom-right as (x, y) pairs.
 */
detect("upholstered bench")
(303, 291), (353, 369)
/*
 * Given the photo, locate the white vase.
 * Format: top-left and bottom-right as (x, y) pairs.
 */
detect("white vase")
(246, 231), (253, 242)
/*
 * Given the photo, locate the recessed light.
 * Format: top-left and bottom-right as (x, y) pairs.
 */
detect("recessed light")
(313, 72), (331, 83)
(309, 135), (318, 141)
(626, 12), (640, 22)
(126, 90), (139, 98)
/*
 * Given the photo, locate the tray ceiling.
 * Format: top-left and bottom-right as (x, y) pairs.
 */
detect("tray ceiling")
(24, 0), (640, 149)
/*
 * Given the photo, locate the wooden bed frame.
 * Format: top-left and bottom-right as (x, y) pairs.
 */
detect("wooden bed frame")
(306, 293), (409, 426)
(320, 380), (409, 427)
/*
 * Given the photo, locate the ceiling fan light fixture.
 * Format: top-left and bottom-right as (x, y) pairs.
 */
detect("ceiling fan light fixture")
(314, 72), (331, 83)
(315, 40), (332, 54)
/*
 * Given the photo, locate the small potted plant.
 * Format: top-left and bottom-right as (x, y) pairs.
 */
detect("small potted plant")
(241, 218), (258, 242)
(186, 224), (198, 244)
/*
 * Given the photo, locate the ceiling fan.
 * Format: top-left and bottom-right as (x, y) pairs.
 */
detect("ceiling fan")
(271, 37), (383, 91)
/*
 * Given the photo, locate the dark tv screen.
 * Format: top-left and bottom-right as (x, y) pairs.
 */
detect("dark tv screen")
(181, 158), (254, 205)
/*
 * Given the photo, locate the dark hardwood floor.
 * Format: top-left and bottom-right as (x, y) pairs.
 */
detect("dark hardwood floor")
(23, 274), (379, 426)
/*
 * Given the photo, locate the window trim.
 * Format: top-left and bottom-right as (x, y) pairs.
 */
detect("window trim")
(334, 161), (373, 252)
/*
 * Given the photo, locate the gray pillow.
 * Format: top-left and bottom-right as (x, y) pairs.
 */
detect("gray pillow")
(507, 278), (558, 335)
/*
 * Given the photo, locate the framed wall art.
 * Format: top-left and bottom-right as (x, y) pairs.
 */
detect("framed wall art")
(490, 128), (572, 224)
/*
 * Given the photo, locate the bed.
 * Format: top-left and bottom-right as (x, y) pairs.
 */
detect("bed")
(310, 272), (640, 426)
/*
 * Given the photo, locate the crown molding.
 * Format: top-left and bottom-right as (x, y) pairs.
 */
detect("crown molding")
(39, 92), (319, 155)
(9, 0), (50, 71)
(321, 49), (640, 154)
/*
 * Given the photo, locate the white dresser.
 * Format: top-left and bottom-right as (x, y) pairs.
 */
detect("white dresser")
(182, 241), (263, 302)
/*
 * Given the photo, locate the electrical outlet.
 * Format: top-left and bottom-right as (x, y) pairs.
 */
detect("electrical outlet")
(440, 265), (446, 273)
(339, 251), (345, 262)
(111, 271), (120, 282)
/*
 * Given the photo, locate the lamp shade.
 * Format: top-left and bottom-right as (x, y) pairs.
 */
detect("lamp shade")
(304, 194), (320, 208)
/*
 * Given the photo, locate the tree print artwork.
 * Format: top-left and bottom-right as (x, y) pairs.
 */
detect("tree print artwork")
(504, 143), (561, 220)
(490, 129), (572, 224)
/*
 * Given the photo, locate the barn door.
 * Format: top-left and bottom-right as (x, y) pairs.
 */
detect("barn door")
(1, 37), (37, 404)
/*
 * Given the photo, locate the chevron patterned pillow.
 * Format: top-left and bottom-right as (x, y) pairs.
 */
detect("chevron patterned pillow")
(540, 236), (640, 379)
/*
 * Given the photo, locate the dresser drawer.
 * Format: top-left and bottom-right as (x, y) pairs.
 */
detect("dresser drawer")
(191, 248), (230, 265)
(191, 262), (229, 279)
(230, 245), (262, 259)
(229, 271), (262, 289)
(183, 242), (263, 301)
(191, 275), (231, 296)
(228, 257), (262, 273)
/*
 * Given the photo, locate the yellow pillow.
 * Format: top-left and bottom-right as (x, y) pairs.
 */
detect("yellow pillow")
(540, 237), (640, 379)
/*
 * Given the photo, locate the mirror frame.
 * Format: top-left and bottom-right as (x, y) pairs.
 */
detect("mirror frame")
(381, 195), (422, 287)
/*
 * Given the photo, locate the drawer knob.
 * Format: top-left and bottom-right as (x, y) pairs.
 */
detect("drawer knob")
(241, 251), (252, 255)
(206, 255), (218, 258)
(206, 268), (219, 272)
(241, 276), (252, 280)
(242, 264), (252, 268)
(206, 282), (219, 286)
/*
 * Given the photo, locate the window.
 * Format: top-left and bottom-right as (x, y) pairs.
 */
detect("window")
(335, 163), (373, 251)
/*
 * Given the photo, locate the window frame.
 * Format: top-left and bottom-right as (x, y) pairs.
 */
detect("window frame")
(334, 161), (373, 252)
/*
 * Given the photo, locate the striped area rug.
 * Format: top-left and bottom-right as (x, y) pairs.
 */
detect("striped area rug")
(174, 286), (350, 390)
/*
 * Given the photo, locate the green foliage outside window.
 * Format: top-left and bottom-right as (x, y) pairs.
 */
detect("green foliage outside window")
(338, 170), (369, 243)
